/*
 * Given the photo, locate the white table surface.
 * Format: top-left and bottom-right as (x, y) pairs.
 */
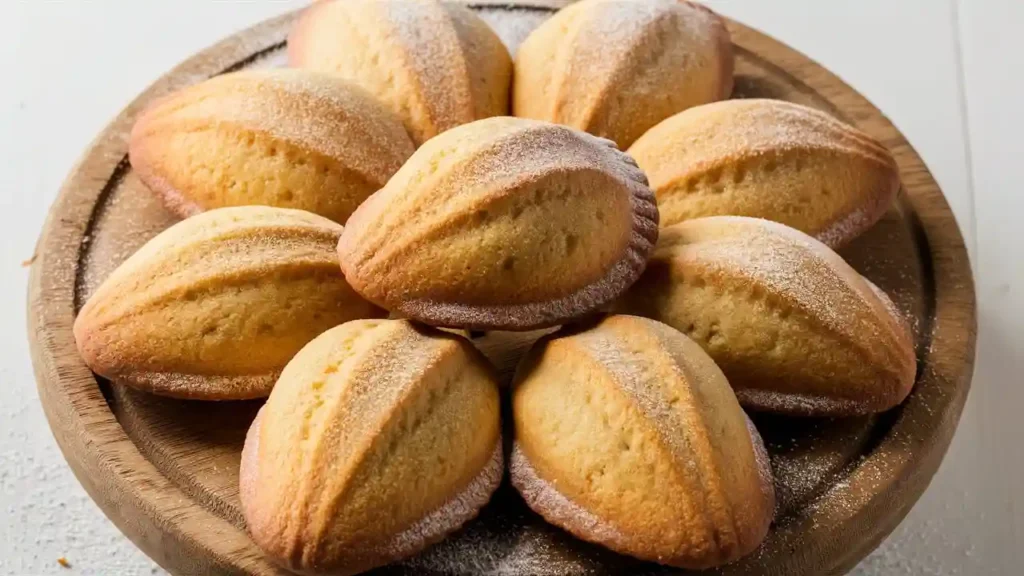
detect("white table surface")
(2, 1), (1019, 575)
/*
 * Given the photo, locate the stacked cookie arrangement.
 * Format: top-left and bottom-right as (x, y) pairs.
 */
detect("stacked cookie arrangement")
(72, 0), (916, 574)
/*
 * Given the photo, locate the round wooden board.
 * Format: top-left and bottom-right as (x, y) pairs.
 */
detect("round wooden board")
(28, 2), (977, 575)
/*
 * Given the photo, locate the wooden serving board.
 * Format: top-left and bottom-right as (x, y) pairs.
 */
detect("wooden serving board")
(27, 2), (977, 575)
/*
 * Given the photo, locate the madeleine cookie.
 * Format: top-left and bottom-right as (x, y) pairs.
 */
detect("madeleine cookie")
(129, 69), (414, 223)
(240, 320), (502, 575)
(511, 315), (774, 569)
(337, 117), (659, 331)
(513, 0), (732, 149)
(73, 206), (384, 400)
(617, 216), (916, 416)
(628, 99), (900, 247)
(289, 0), (512, 145)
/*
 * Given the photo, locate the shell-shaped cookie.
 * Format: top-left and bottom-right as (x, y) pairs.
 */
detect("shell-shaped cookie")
(240, 319), (502, 575)
(73, 206), (385, 400)
(337, 117), (659, 331)
(289, 0), (512, 146)
(511, 315), (774, 569)
(513, 0), (733, 150)
(628, 98), (900, 247)
(617, 216), (916, 416)
(129, 69), (414, 223)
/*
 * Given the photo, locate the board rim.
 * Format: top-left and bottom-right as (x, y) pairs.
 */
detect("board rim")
(27, 4), (977, 575)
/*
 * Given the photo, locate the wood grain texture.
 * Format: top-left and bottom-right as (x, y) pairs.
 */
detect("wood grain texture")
(27, 3), (976, 575)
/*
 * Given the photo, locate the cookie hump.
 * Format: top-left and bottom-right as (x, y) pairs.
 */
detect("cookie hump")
(513, 0), (733, 149)
(511, 315), (774, 569)
(617, 216), (917, 416)
(129, 69), (414, 223)
(628, 99), (900, 247)
(240, 320), (502, 575)
(337, 117), (659, 331)
(289, 0), (512, 145)
(72, 206), (385, 399)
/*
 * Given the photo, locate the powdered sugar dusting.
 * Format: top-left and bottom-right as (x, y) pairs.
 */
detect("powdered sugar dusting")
(864, 277), (915, 338)
(476, 8), (551, 56)
(136, 68), (413, 193)
(58, 5), (948, 576)
(382, 0), (472, 138)
(745, 414), (777, 518)
(581, 0), (716, 64)
(571, 0), (682, 78)
(730, 227), (855, 334)
(676, 217), (913, 393)
(815, 186), (890, 249)
(243, 69), (414, 175)
(530, 0), (726, 147)
(392, 482), (621, 576)
(342, 120), (658, 331)
(509, 443), (630, 551)
(738, 389), (872, 418)
(372, 441), (504, 558)
(640, 98), (893, 166)
(632, 98), (898, 245)
(569, 319), (699, 470)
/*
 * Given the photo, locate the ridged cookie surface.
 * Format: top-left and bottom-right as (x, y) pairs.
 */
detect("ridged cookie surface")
(511, 315), (774, 569)
(617, 216), (916, 416)
(73, 206), (384, 400)
(240, 320), (502, 575)
(337, 117), (659, 331)
(513, 0), (732, 149)
(129, 69), (414, 223)
(289, 0), (512, 146)
(628, 99), (900, 247)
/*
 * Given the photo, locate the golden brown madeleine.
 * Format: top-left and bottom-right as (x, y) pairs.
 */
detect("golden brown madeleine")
(73, 206), (385, 400)
(511, 315), (774, 569)
(240, 320), (502, 575)
(337, 117), (659, 331)
(129, 69), (414, 223)
(617, 216), (916, 416)
(628, 98), (900, 247)
(513, 0), (732, 150)
(289, 0), (512, 146)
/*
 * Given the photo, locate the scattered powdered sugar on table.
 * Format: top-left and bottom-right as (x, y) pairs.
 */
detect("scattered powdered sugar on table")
(389, 476), (631, 576)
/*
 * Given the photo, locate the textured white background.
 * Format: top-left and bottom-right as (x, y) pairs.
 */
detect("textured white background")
(2, 1), (1020, 575)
